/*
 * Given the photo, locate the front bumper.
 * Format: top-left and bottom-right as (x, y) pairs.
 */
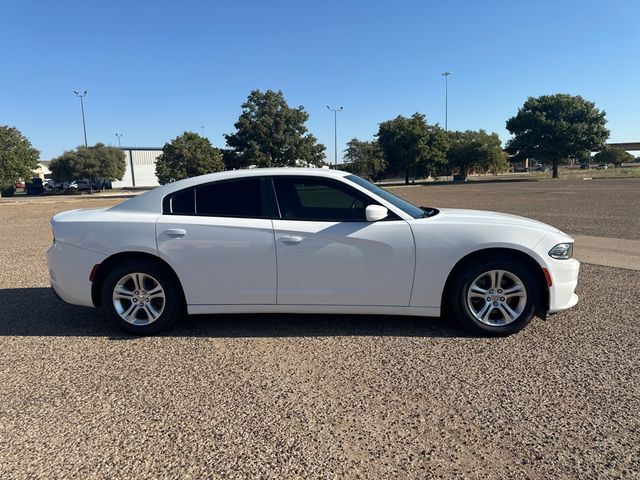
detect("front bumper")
(547, 258), (580, 313)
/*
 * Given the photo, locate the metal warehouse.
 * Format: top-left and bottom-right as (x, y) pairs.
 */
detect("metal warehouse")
(111, 147), (162, 188)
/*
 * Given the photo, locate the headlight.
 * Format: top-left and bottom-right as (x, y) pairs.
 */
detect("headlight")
(549, 243), (573, 260)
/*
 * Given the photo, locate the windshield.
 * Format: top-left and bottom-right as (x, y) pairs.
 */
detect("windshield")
(346, 175), (427, 219)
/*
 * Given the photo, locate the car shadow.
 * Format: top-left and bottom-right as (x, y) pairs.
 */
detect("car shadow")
(0, 287), (470, 339)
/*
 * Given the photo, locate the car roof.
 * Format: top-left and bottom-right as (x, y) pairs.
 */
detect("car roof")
(110, 167), (351, 213)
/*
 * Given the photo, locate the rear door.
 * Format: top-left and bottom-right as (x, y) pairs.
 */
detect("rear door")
(156, 177), (277, 305)
(271, 176), (415, 306)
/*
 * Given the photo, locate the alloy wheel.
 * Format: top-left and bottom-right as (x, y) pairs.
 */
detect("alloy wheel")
(112, 272), (166, 326)
(466, 269), (527, 326)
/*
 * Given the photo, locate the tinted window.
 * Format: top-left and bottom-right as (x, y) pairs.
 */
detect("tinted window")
(196, 177), (264, 217)
(273, 176), (375, 221)
(170, 188), (195, 215)
(346, 174), (426, 219)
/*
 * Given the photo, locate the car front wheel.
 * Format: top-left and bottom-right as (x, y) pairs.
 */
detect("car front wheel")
(102, 260), (182, 335)
(448, 257), (539, 336)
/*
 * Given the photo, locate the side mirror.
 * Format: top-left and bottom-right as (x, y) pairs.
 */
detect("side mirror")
(365, 204), (388, 222)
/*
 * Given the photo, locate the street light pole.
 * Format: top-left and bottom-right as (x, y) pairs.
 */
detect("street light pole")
(326, 106), (343, 169)
(200, 126), (205, 137)
(115, 133), (123, 147)
(441, 72), (452, 131)
(74, 90), (88, 147)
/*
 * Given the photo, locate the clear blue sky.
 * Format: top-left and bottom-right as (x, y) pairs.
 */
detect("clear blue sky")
(2, 0), (639, 162)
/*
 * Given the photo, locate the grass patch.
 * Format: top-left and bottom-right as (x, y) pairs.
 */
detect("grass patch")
(527, 167), (640, 180)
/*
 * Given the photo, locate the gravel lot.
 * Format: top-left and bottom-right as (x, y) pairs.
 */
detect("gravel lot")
(0, 179), (638, 479)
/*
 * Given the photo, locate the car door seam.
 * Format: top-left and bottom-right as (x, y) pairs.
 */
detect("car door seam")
(271, 218), (279, 305)
(407, 221), (418, 307)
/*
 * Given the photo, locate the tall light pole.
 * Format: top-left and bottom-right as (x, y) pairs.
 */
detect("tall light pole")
(441, 72), (452, 131)
(115, 133), (123, 147)
(200, 126), (205, 137)
(74, 90), (88, 147)
(326, 106), (343, 168)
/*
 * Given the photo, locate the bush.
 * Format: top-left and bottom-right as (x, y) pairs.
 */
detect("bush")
(0, 185), (15, 197)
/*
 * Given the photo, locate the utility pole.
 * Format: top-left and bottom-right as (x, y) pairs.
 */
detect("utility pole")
(326, 106), (343, 168)
(74, 90), (88, 147)
(441, 72), (452, 131)
(115, 133), (123, 147)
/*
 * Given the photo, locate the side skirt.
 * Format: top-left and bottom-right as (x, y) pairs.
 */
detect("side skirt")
(187, 304), (440, 317)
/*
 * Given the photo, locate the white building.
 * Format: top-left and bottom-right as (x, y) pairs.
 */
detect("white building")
(112, 148), (162, 188)
(32, 162), (52, 180)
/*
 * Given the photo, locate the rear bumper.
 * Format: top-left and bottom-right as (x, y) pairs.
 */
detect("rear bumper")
(48, 242), (106, 307)
(547, 258), (580, 313)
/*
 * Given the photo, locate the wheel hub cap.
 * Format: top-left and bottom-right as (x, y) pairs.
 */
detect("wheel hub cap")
(466, 270), (527, 326)
(112, 273), (166, 326)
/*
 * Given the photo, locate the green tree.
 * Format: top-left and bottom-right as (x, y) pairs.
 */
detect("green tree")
(49, 150), (78, 182)
(50, 143), (126, 191)
(447, 130), (506, 180)
(224, 89), (326, 168)
(155, 132), (224, 185)
(0, 126), (39, 194)
(377, 113), (447, 184)
(506, 94), (609, 178)
(593, 146), (634, 168)
(342, 138), (387, 181)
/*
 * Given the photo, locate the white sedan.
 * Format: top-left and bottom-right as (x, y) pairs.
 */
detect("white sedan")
(48, 168), (579, 336)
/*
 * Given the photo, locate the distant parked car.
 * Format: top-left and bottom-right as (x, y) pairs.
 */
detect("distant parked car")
(25, 178), (45, 195)
(48, 168), (580, 337)
(597, 164), (608, 170)
(68, 180), (99, 191)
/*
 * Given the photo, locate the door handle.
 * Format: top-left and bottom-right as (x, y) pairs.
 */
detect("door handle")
(164, 228), (186, 238)
(281, 235), (303, 244)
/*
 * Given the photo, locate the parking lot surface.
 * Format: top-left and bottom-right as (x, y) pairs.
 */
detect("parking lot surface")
(0, 179), (638, 479)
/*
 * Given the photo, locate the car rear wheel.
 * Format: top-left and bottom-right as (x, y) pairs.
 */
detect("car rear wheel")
(102, 260), (182, 335)
(448, 257), (539, 336)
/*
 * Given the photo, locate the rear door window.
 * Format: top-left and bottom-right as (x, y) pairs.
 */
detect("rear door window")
(163, 177), (270, 218)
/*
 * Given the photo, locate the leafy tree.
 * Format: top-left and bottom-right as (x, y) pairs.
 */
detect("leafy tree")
(155, 132), (224, 185)
(506, 94), (609, 178)
(224, 89), (326, 168)
(342, 138), (387, 181)
(593, 146), (634, 168)
(49, 150), (77, 182)
(446, 130), (506, 180)
(221, 148), (242, 170)
(377, 113), (447, 184)
(50, 143), (126, 191)
(0, 126), (39, 194)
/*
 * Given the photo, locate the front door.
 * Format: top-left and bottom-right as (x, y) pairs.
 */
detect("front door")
(271, 176), (415, 306)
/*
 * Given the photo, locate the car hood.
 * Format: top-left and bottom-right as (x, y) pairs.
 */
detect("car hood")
(428, 208), (562, 235)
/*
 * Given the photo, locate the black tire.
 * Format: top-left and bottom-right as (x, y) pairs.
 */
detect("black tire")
(101, 260), (182, 335)
(447, 256), (539, 336)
